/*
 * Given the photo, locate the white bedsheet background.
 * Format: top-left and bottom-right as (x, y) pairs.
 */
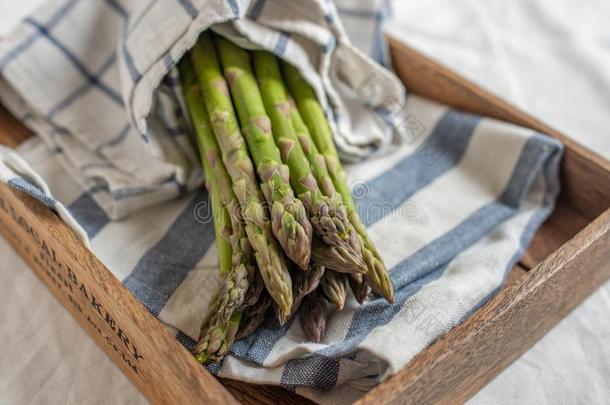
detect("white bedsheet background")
(1, 1), (609, 403)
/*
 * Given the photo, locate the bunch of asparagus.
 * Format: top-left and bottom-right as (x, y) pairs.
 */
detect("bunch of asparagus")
(179, 31), (394, 364)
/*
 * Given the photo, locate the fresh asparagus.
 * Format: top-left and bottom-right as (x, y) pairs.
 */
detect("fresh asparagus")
(242, 269), (265, 308)
(321, 270), (347, 310)
(291, 262), (325, 315)
(214, 35), (313, 271)
(180, 57), (246, 272)
(236, 291), (272, 340)
(191, 33), (293, 323)
(282, 62), (395, 303)
(285, 98), (368, 274)
(349, 277), (372, 305)
(300, 291), (327, 343)
(252, 50), (365, 274)
(195, 311), (242, 363)
(180, 57), (252, 363)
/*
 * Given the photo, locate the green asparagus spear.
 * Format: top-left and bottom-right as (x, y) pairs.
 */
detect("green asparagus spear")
(195, 311), (242, 363)
(283, 96), (368, 275)
(321, 270), (347, 310)
(191, 33), (293, 323)
(282, 62), (394, 303)
(180, 57), (251, 363)
(291, 262), (325, 315)
(180, 57), (236, 273)
(252, 50), (365, 275)
(349, 276), (372, 305)
(236, 290), (272, 340)
(214, 35), (313, 271)
(300, 291), (327, 343)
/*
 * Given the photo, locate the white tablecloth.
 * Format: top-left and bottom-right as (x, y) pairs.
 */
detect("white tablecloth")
(386, 1), (610, 403)
(1, 1), (609, 403)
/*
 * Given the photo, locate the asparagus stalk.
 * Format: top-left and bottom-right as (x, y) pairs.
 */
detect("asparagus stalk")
(291, 262), (325, 315)
(214, 35), (313, 271)
(180, 57), (251, 363)
(195, 312), (242, 363)
(300, 291), (327, 343)
(206, 152), (233, 274)
(282, 62), (395, 303)
(242, 269), (265, 308)
(284, 96), (368, 275)
(236, 291), (272, 340)
(252, 50), (365, 274)
(180, 57), (246, 272)
(321, 270), (347, 310)
(349, 277), (372, 305)
(191, 33), (293, 323)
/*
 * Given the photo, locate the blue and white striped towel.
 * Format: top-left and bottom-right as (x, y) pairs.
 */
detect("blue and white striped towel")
(0, 0), (563, 402)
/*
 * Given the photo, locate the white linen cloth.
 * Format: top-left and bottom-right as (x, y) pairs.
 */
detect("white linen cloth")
(386, 1), (610, 404)
(0, 0), (571, 402)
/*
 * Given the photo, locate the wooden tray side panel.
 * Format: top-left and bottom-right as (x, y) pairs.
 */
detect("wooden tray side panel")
(358, 208), (610, 404)
(388, 36), (610, 220)
(0, 184), (237, 405)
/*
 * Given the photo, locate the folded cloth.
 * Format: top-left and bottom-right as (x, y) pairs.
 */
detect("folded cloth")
(0, 0), (563, 402)
(0, 0), (403, 220)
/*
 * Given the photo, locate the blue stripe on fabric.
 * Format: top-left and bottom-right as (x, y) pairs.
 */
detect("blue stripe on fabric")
(370, 15), (387, 66)
(227, 0), (240, 17)
(105, 0), (143, 86)
(67, 193), (110, 239)
(281, 354), (340, 392)
(127, 0), (158, 34)
(47, 53), (118, 117)
(47, 0), (82, 26)
(280, 263), (447, 389)
(278, 132), (561, 387)
(0, 0), (80, 70)
(206, 360), (224, 375)
(177, 0), (199, 19)
(389, 133), (556, 290)
(23, 18), (124, 106)
(228, 312), (296, 364)
(273, 33), (291, 56)
(103, 0), (128, 18)
(176, 331), (197, 350)
(0, 33), (40, 71)
(162, 53), (174, 71)
(122, 42), (141, 82)
(95, 123), (131, 153)
(7, 177), (56, 208)
(248, 0), (267, 20)
(123, 189), (214, 316)
(324, 36), (336, 54)
(88, 183), (109, 194)
(357, 110), (480, 227)
(460, 135), (563, 320)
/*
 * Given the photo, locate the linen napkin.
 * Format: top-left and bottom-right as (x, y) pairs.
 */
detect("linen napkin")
(0, 0), (563, 402)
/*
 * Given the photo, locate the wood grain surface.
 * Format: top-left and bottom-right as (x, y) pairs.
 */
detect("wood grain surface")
(0, 184), (238, 404)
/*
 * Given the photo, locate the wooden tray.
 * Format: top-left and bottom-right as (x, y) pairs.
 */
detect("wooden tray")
(1, 36), (609, 404)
